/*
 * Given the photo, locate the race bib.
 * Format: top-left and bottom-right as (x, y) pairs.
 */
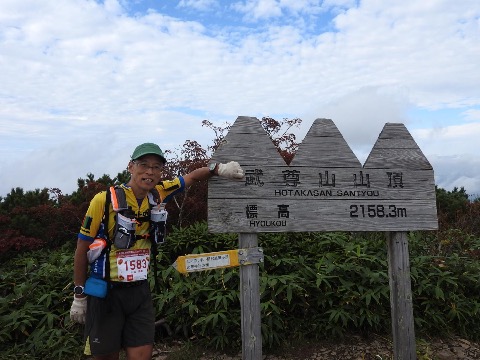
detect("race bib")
(116, 249), (150, 282)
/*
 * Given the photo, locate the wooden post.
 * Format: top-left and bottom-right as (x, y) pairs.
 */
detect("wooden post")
(239, 233), (262, 360)
(386, 231), (416, 360)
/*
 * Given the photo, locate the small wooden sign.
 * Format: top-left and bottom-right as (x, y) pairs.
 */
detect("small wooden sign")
(171, 248), (264, 274)
(208, 116), (438, 233)
(172, 250), (239, 274)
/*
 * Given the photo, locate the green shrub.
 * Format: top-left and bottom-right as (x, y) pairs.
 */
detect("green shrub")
(1, 223), (480, 358)
(0, 243), (84, 359)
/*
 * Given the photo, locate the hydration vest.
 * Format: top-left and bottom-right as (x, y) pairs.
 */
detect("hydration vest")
(102, 185), (167, 292)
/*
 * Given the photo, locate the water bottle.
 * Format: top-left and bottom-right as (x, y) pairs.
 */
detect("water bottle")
(87, 238), (107, 263)
(150, 205), (168, 244)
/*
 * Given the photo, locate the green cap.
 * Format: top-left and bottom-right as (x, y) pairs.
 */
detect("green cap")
(131, 143), (166, 163)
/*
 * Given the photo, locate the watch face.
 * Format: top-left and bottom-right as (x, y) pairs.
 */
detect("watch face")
(209, 163), (216, 171)
(74, 286), (84, 295)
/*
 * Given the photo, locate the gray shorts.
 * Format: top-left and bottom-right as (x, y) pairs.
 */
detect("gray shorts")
(83, 280), (155, 356)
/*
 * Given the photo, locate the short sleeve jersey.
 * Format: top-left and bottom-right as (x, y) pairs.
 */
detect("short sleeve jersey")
(78, 178), (185, 282)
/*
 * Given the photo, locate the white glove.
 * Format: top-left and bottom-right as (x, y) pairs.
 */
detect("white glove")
(217, 161), (244, 179)
(70, 296), (87, 324)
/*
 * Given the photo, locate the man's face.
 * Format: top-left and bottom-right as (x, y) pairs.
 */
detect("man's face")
(128, 154), (164, 193)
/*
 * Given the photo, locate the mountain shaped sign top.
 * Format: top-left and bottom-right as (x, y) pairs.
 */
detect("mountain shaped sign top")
(211, 116), (286, 167)
(291, 118), (361, 168)
(208, 116), (437, 233)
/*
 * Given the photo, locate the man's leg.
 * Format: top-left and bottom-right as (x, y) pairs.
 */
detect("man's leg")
(93, 352), (120, 360)
(125, 344), (154, 360)
(121, 283), (155, 360)
(85, 295), (124, 358)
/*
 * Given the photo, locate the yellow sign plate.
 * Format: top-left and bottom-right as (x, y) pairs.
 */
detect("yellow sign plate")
(173, 250), (240, 274)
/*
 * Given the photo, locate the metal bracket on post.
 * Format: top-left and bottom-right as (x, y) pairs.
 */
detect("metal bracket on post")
(238, 247), (264, 266)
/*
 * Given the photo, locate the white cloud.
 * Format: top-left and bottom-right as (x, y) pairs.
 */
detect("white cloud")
(462, 109), (480, 122)
(430, 155), (480, 198)
(178, 0), (219, 11)
(0, 0), (480, 197)
(413, 122), (480, 147)
(329, 0), (480, 109)
(232, 0), (283, 20)
(411, 122), (480, 196)
(231, 0), (352, 19)
(294, 87), (410, 166)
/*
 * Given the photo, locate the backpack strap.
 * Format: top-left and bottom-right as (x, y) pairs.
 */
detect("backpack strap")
(148, 187), (163, 293)
(147, 187), (161, 206)
(102, 187), (113, 286)
(111, 186), (129, 212)
(151, 238), (159, 293)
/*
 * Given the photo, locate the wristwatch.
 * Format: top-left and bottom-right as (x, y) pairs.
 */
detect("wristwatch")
(73, 285), (85, 296)
(208, 162), (218, 175)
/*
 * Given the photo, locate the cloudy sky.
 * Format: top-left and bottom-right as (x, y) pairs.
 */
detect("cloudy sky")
(1, 0), (479, 198)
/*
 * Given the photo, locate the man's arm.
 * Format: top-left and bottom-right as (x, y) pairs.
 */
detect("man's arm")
(73, 238), (90, 297)
(182, 166), (213, 188)
(70, 238), (90, 324)
(182, 161), (244, 188)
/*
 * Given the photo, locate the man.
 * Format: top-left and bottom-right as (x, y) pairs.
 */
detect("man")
(70, 142), (243, 360)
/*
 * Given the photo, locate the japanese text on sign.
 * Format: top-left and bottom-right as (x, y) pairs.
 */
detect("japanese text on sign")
(185, 254), (231, 272)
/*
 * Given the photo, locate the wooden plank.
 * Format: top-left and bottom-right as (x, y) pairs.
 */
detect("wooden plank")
(368, 137), (422, 150)
(364, 148), (433, 169)
(386, 232), (417, 360)
(208, 198), (438, 232)
(208, 165), (437, 232)
(209, 168), (436, 200)
(291, 118), (361, 167)
(239, 233), (262, 360)
(364, 123), (433, 170)
(208, 117), (438, 233)
(376, 123), (416, 139)
(211, 116), (286, 166)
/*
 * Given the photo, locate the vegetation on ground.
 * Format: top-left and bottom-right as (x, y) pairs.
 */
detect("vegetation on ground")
(0, 118), (479, 359)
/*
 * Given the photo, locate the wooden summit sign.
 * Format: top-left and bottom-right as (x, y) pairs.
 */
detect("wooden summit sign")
(208, 116), (438, 233)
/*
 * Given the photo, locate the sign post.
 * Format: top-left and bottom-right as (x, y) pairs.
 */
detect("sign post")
(239, 233), (262, 360)
(208, 116), (438, 360)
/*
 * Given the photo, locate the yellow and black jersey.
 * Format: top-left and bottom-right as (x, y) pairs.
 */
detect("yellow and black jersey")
(78, 178), (184, 281)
